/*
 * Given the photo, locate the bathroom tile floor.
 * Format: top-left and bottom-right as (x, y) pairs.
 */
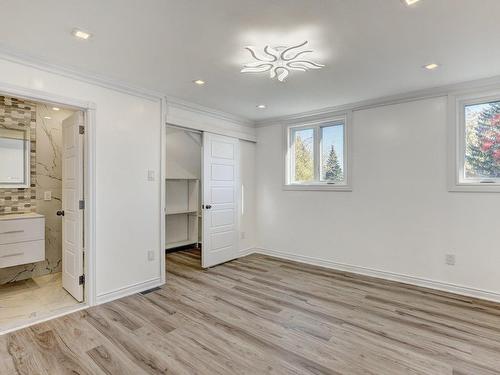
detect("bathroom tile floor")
(0, 272), (80, 333)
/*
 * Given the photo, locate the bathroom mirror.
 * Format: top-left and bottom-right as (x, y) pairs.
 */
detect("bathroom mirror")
(0, 128), (30, 188)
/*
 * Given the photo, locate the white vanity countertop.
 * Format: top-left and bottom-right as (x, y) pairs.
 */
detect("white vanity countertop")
(0, 213), (45, 221)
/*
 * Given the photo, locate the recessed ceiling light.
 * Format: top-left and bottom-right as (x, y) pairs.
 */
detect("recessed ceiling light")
(72, 28), (92, 40)
(424, 63), (440, 70)
(256, 104), (267, 109)
(193, 79), (205, 85)
(52, 107), (60, 111)
(43, 116), (52, 120)
(402, 0), (421, 5)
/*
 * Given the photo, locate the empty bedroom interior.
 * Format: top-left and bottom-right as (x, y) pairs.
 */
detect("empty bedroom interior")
(0, 1), (500, 374)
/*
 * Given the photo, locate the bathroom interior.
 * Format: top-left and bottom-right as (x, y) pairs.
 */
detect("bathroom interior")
(0, 95), (82, 332)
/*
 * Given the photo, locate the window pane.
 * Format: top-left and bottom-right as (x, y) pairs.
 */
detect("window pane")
(464, 101), (500, 179)
(292, 128), (314, 183)
(320, 124), (344, 182)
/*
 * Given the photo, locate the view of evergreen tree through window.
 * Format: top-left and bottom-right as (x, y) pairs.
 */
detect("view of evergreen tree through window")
(292, 128), (314, 182)
(320, 124), (344, 182)
(465, 100), (500, 179)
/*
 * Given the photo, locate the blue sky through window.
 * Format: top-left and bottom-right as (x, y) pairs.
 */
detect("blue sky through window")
(321, 123), (344, 168)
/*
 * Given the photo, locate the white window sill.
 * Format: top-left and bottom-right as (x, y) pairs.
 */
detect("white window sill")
(283, 183), (352, 192)
(449, 182), (500, 193)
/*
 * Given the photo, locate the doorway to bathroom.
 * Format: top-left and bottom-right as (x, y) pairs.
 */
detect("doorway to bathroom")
(0, 93), (89, 333)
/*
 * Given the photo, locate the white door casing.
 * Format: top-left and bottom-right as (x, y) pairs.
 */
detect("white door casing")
(61, 111), (84, 302)
(202, 133), (240, 268)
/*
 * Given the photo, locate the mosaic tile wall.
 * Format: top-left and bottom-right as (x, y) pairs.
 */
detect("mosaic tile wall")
(0, 96), (37, 214)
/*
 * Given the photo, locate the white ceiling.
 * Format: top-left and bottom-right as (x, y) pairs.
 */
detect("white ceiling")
(1, 0), (500, 121)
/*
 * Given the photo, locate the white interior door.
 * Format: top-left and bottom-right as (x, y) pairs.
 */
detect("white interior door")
(202, 133), (240, 268)
(61, 111), (84, 302)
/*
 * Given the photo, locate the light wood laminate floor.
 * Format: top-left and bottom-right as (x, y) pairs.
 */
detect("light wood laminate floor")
(1, 249), (500, 374)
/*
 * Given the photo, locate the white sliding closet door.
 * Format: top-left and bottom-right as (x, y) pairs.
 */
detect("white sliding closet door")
(202, 133), (240, 268)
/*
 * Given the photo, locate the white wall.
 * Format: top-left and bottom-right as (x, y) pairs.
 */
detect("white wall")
(256, 97), (500, 300)
(167, 100), (256, 142)
(239, 140), (256, 253)
(166, 126), (201, 179)
(0, 58), (163, 302)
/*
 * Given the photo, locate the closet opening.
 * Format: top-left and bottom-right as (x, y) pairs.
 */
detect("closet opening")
(165, 125), (202, 256)
(165, 125), (242, 269)
(0, 93), (89, 333)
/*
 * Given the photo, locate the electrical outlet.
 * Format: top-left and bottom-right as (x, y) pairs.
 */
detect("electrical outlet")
(445, 254), (456, 266)
(147, 169), (155, 181)
(44, 191), (52, 201)
(148, 250), (155, 261)
(240, 231), (246, 240)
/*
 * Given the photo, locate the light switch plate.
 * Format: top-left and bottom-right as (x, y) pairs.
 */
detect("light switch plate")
(147, 169), (155, 181)
(44, 191), (52, 201)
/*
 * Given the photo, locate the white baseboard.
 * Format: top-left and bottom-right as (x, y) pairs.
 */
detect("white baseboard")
(95, 251), (251, 306)
(254, 247), (500, 304)
(238, 246), (255, 257)
(96, 277), (164, 305)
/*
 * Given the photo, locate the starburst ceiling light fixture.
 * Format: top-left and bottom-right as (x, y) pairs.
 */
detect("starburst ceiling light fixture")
(241, 41), (324, 82)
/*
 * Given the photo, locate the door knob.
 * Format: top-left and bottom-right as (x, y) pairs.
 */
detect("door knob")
(205, 205), (212, 209)
(56, 210), (65, 216)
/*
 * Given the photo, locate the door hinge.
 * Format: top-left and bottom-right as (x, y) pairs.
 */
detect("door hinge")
(79, 274), (85, 285)
(79, 125), (85, 135)
(79, 200), (85, 209)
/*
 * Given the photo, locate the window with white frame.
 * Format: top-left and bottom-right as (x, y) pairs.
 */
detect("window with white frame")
(285, 114), (351, 190)
(450, 93), (500, 191)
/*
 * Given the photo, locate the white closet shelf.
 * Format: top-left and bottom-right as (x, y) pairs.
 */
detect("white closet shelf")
(165, 178), (200, 250)
(166, 210), (198, 216)
(165, 240), (198, 250)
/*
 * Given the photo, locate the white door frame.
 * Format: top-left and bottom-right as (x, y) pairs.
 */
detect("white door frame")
(0, 82), (97, 306)
(160, 98), (167, 284)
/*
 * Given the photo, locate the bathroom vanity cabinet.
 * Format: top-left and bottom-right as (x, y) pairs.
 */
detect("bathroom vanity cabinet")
(0, 213), (45, 268)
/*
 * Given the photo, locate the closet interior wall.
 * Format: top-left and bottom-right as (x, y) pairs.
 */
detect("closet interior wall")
(165, 125), (202, 250)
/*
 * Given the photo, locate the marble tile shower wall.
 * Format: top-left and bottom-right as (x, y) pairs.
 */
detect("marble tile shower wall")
(0, 97), (72, 284)
(0, 96), (36, 214)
